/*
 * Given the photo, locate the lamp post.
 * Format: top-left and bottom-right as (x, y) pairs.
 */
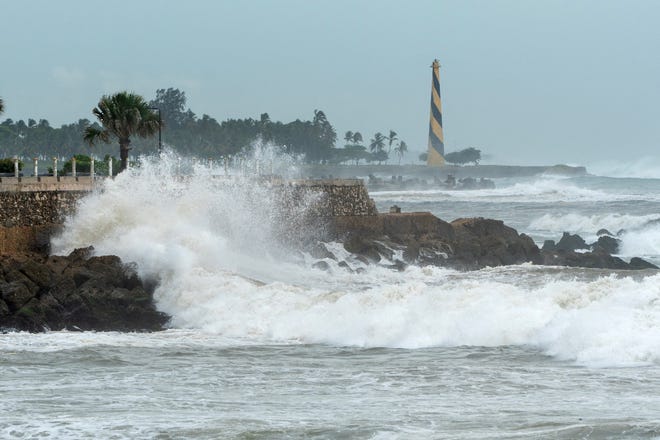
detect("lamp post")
(150, 107), (162, 153)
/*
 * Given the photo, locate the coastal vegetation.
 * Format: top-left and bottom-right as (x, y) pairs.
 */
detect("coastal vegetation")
(418, 147), (482, 165)
(58, 154), (118, 176)
(0, 158), (23, 173)
(444, 147), (482, 165)
(83, 92), (161, 172)
(0, 88), (412, 166)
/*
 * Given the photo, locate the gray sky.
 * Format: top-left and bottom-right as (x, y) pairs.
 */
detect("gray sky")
(2, 0), (659, 166)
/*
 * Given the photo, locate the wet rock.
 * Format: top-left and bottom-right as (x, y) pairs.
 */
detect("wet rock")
(555, 232), (589, 252)
(591, 235), (620, 254)
(337, 261), (353, 272)
(540, 249), (630, 270)
(19, 259), (52, 289)
(1, 281), (35, 311)
(0, 248), (169, 332)
(449, 218), (541, 269)
(308, 242), (336, 261)
(334, 213), (656, 272)
(0, 299), (10, 317)
(628, 257), (659, 270)
(401, 237), (420, 262)
(372, 240), (396, 261)
(597, 228), (614, 236)
(4, 269), (38, 295)
(344, 234), (381, 262)
(542, 240), (556, 251)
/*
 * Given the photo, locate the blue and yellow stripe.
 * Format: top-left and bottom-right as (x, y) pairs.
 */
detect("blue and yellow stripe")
(427, 59), (445, 166)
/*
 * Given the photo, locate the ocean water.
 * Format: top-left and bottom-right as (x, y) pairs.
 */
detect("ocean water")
(2, 152), (660, 439)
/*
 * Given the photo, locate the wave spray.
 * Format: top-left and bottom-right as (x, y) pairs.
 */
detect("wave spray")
(52, 150), (660, 367)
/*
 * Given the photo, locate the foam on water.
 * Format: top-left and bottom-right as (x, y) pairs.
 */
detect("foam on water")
(590, 157), (660, 179)
(529, 212), (660, 236)
(370, 176), (648, 204)
(620, 222), (660, 259)
(48, 153), (660, 367)
(528, 212), (660, 262)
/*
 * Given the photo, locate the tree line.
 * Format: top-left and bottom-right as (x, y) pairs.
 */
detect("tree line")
(0, 89), (412, 167)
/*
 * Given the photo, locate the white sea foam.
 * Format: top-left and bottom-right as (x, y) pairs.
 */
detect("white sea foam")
(590, 157), (660, 179)
(528, 213), (660, 236)
(528, 212), (660, 262)
(371, 177), (634, 204)
(47, 154), (660, 368)
(619, 222), (660, 259)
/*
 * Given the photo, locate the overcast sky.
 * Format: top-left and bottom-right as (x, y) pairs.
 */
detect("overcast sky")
(2, 0), (660, 166)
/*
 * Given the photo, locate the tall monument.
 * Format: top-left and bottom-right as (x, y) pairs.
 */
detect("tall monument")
(427, 59), (445, 166)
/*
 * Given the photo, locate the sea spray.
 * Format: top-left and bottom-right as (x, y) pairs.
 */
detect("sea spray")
(50, 153), (660, 367)
(371, 176), (660, 205)
(528, 213), (660, 237)
(590, 157), (660, 179)
(52, 147), (321, 281)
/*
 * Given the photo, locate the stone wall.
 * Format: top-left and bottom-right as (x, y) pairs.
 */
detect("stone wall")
(0, 191), (88, 254)
(0, 179), (378, 254)
(280, 179), (378, 217)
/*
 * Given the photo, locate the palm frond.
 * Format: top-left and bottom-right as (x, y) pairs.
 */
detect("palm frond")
(88, 91), (161, 142)
(83, 126), (110, 146)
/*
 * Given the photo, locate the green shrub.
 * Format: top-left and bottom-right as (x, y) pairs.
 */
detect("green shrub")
(62, 155), (92, 174)
(0, 158), (24, 173)
(61, 155), (119, 176)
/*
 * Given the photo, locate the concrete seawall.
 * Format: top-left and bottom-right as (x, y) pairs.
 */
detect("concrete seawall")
(0, 176), (95, 192)
(0, 178), (383, 254)
(0, 191), (88, 254)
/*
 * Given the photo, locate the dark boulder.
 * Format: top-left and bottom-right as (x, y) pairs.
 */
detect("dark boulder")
(0, 248), (169, 332)
(449, 218), (541, 269)
(307, 242), (337, 261)
(344, 234), (382, 262)
(333, 213), (658, 272)
(541, 249), (630, 270)
(542, 240), (556, 251)
(629, 257), (659, 270)
(1, 281), (35, 312)
(591, 235), (620, 254)
(555, 232), (589, 252)
(337, 260), (353, 272)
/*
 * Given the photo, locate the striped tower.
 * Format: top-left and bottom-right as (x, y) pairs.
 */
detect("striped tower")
(427, 59), (445, 166)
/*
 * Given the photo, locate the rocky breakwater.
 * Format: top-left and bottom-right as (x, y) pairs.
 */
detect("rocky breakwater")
(328, 213), (540, 270)
(320, 212), (657, 272)
(541, 231), (658, 270)
(0, 247), (168, 332)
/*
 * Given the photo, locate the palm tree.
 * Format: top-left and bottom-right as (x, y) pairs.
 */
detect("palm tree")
(352, 132), (363, 144)
(83, 91), (161, 172)
(394, 140), (408, 165)
(387, 130), (398, 153)
(344, 130), (354, 145)
(369, 132), (386, 153)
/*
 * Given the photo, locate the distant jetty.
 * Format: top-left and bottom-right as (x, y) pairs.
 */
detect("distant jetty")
(298, 164), (588, 179)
